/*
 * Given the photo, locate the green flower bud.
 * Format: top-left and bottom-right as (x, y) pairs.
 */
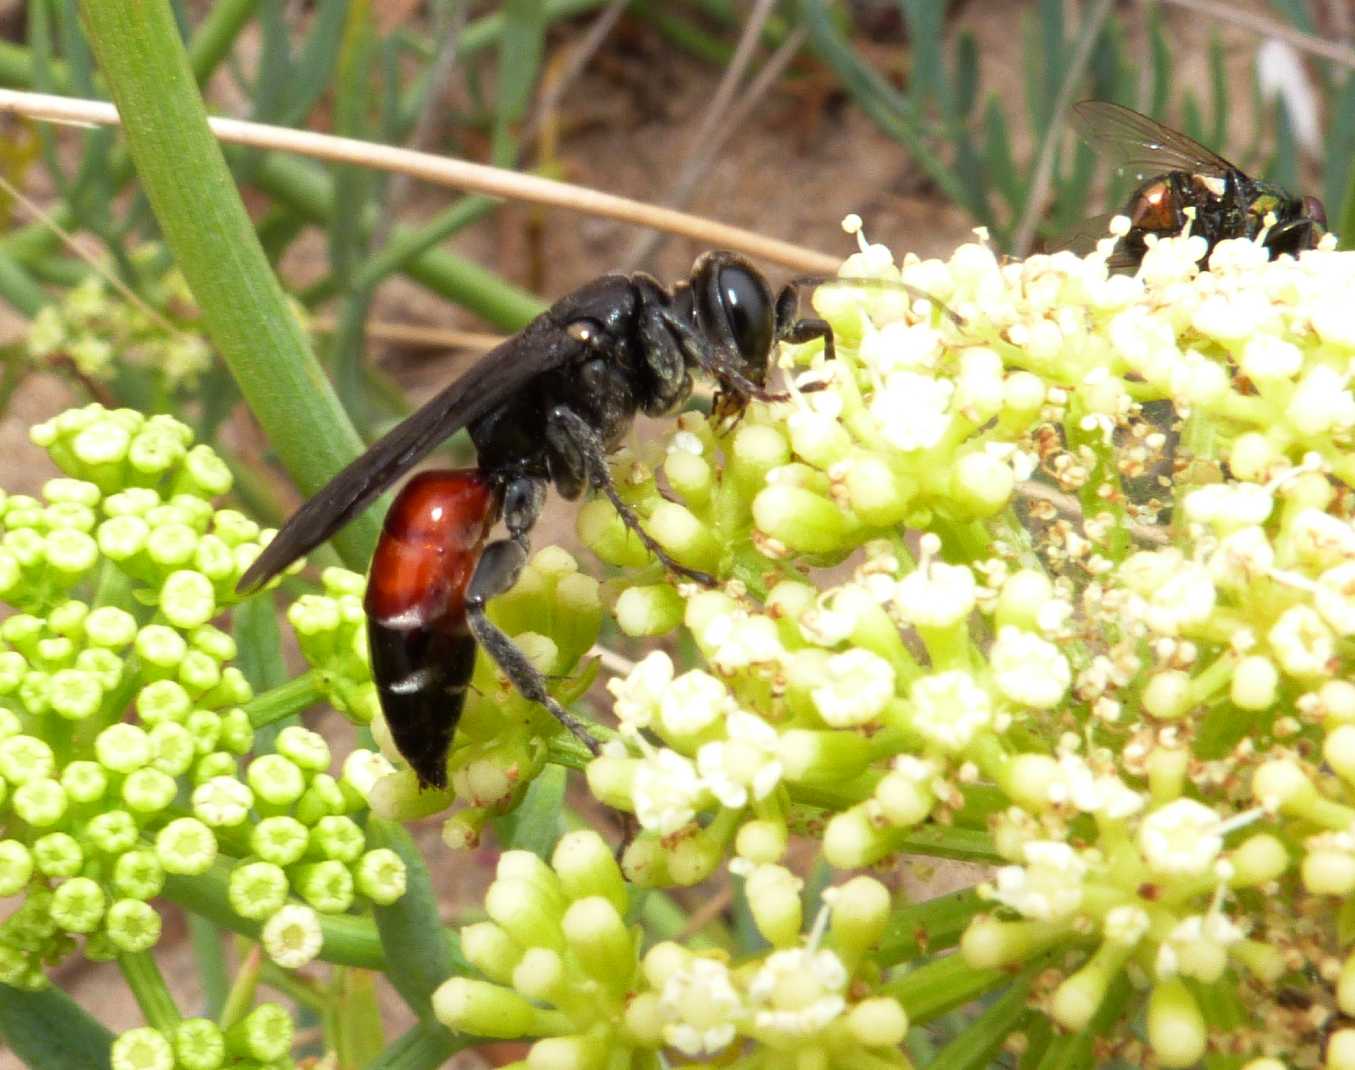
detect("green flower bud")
(44, 529), (98, 576)
(562, 896), (634, 989)
(666, 827), (722, 887)
(735, 819), (787, 864)
(122, 768), (177, 814)
(47, 599), (89, 636)
(172, 1018), (226, 1070)
(224, 1003), (292, 1063)
(178, 651), (221, 696)
(308, 815), (363, 863)
(1231, 655), (1278, 711)
(615, 584), (684, 637)
(113, 849), (166, 901)
(431, 978), (561, 1039)
(87, 810), (139, 855)
(128, 425), (185, 478)
(248, 754), (306, 808)
(664, 449), (713, 507)
(149, 722), (195, 777)
(0, 652), (24, 695)
(97, 723), (153, 773)
(193, 752), (238, 783)
(0, 734), (55, 783)
(841, 452), (915, 527)
(111, 1027), (174, 1070)
(552, 830), (627, 916)
(137, 679), (192, 724)
(461, 921), (524, 985)
(486, 877), (565, 952)
(181, 445), (232, 498)
(961, 916), (1068, 970)
(251, 816), (309, 867)
(827, 875), (890, 964)
(18, 670), (51, 717)
(527, 1035), (607, 1069)
(45, 503), (97, 533)
(106, 899), (162, 953)
(1147, 976), (1206, 1068)
(275, 725), (330, 772)
(745, 865), (803, 949)
(512, 946), (566, 1004)
(1339, 949), (1355, 1016)
(97, 514), (149, 562)
(161, 570), (216, 629)
(777, 729), (873, 785)
(293, 860), (354, 913)
(0, 840), (34, 894)
(753, 484), (858, 555)
(76, 648), (123, 691)
(950, 450), (1014, 516)
(1330, 1030), (1355, 1070)
(648, 501), (720, 576)
(823, 804), (899, 869)
(145, 522), (197, 570)
(354, 848), (406, 905)
(211, 509), (259, 546)
(844, 997), (907, 1048)
(261, 903), (322, 968)
(13, 777), (68, 827)
(217, 705), (254, 753)
(576, 499), (652, 569)
(51, 875), (106, 933)
(192, 776), (253, 827)
(228, 862), (289, 921)
(295, 773), (345, 826)
(36, 636), (76, 669)
(1143, 670), (1193, 720)
(184, 710), (222, 753)
(135, 625), (188, 677)
(103, 487), (160, 517)
(156, 817), (217, 875)
(189, 625), (235, 663)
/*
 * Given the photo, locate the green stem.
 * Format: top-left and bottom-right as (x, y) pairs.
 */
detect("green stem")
(187, 914), (230, 1020)
(185, 0), (260, 83)
(217, 944), (262, 1030)
(78, 0), (380, 568)
(367, 1020), (469, 1070)
(240, 669), (326, 729)
(0, 250), (46, 316)
(117, 951), (181, 1032)
(0, 984), (113, 1069)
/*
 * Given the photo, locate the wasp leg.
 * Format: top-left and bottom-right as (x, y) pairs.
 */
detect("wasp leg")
(656, 308), (788, 404)
(548, 405), (717, 587)
(773, 285), (836, 362)
(466, 538), (600, 754)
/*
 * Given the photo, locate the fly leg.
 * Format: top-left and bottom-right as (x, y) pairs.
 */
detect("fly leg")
(548, 405), (717, 587)
(465, 537), (600, 755)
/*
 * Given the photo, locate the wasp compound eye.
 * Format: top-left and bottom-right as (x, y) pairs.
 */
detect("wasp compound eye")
(716, 262), (775, 367)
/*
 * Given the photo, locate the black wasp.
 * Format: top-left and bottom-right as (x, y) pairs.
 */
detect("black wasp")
(237, 252), (839, 789)
(1070, 100), (1327, 268)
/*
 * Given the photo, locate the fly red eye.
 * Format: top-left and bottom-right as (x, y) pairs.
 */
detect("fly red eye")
(1302, 195), (1327, 229)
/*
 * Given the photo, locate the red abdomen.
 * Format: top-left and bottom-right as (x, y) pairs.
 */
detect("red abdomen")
(364, 470), (502, 789)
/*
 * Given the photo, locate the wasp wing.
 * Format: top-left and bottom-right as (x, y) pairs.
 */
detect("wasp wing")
(1072, 100), (1237, 182)
(237, 323), (571, 592)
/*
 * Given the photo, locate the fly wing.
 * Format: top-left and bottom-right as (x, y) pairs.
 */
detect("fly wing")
(237, 324), (570, 592)
(1047, 212), (1141, 271)
(1072, 100), (1237, 181)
